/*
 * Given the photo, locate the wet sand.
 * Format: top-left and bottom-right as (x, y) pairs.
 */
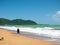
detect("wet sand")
(0, 29), (56, 45)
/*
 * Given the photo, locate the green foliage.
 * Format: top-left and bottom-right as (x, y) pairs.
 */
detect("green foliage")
(0, 18), (37, 25)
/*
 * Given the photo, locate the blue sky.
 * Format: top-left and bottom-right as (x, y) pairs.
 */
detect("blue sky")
(0, 0), (60, 25)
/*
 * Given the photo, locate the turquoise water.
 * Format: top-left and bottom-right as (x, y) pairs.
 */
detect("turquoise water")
(1, 24), (60, 30)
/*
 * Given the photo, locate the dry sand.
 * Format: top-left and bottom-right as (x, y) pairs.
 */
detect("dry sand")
(0, 29), (56, 45)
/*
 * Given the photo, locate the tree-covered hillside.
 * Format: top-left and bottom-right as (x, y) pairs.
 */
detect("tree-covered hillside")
(0, 18), (37, 25)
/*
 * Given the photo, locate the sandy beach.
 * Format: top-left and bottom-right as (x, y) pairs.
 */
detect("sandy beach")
(0, 29), (56, 45)
(8, 29), (60, 45)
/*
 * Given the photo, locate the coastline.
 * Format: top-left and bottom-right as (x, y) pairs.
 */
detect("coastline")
(0, 28), (56, 45)
(1, 28), (60, 45)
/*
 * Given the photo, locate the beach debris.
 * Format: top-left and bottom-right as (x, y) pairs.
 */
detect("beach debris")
(0, 37), (4, 40)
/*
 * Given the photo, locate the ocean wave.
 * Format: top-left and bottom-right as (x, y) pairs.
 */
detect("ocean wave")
(0, 26), (60, 38)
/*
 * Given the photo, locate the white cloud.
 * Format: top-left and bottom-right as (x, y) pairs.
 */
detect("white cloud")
(56, 11), (60, 14)
(52, 11), (60, 22)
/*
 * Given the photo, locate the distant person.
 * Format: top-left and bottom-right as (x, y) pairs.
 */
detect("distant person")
(17, 28), (20, 34)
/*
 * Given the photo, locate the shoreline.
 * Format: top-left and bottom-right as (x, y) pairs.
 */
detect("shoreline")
(7, 29), (60, 45)
(0, 28), (60, 45)
(0, 28), (56, 45)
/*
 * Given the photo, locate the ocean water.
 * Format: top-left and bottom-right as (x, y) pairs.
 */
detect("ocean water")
(0, 25), (60, 38)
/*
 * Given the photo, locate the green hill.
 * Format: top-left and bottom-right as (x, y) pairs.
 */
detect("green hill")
(0, 18), (37, 25)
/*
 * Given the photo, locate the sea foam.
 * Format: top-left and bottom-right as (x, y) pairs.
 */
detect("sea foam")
(0, 26), (60, 38)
